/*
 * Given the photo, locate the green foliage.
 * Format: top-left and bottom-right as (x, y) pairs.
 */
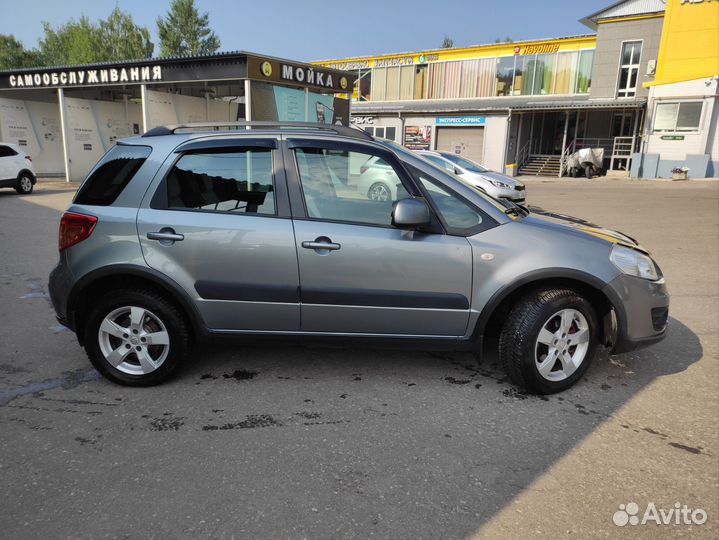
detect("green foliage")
(157, 0), (220, 57)
(0, 34), (43, 69)
(36, 8), (153, 66)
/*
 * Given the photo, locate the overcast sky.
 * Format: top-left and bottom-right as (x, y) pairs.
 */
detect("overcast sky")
(3, 0), (609, 62)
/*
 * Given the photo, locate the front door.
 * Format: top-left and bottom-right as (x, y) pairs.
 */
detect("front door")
(137, 139), (300, 332)
(284, 138), (474, 337)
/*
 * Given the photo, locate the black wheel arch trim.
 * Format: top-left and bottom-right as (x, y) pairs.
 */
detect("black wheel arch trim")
(17, 169), (36, 183)
(67, 264), (208, 341)
(471, 267), (627, 351)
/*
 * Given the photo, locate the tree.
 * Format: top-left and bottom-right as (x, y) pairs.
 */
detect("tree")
(37, 9), (153, 66)
(99, 7), (154, 60)
(0, 34), (43, 69)
(157, 0), (220, 57)
(441, 35), (454, 49)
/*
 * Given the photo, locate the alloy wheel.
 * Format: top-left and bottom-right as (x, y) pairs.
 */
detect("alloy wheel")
(534, 308), (590, 382)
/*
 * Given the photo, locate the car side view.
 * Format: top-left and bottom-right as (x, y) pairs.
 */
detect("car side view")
(0, 142), (36, 194)
(48, 122), (669, 394)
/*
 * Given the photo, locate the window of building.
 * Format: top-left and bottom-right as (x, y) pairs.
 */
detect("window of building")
(617, 41), (642, 98)
(575, 50), (594, 94)
(414, 65), (428, 99)
(358, 69), (372, 101)
(653, 102), (703, 132)
(362, 126), (397, 141)
(460, 58), (496, 97)
(553, 52), (577, 94)
(372, 67), (387, 101)
(165, 149), (275, 215)
(295, 148), (411, 227)
(495, 56), (515, 96)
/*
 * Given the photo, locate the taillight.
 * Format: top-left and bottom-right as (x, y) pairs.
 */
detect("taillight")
(59, 212), (97, 251)
(25, 155), (32, 162)
(360, 166), (368, 174)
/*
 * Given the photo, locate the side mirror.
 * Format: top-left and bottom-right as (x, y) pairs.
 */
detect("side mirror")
(392, 198), (431, 229)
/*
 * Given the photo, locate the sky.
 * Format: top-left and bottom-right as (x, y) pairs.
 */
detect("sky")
(1, 0), (610, 62)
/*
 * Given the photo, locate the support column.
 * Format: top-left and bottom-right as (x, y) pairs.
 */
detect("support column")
(57, 88), (71, 183)
(140, 84), (149, 133)
(514, 113), (524, 165)
(559, 111), (569, 178)
(573, 110), (580, 152)
(244, 80), (252, 121)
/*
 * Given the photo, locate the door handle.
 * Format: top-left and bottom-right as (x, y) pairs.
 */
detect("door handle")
(147, 229), (184, 243)
(301, 237), (341, 252)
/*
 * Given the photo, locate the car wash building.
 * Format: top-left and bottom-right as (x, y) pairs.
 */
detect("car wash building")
(0, 52), (355, 181)
(315, 0), (718, 178)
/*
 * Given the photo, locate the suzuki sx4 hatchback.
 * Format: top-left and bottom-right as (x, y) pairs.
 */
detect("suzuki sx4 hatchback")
(49, 123), (669, 394)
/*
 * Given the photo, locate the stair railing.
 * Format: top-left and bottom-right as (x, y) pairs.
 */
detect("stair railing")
(559, 139), (574, 178)
(516, 139), (531, 170)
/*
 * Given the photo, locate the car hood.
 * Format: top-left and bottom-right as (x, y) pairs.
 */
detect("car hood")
(465, 170), (523, 187)
(522, 206), (647, 253)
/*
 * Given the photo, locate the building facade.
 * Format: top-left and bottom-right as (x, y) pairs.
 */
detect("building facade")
(316, 0), (718, 179)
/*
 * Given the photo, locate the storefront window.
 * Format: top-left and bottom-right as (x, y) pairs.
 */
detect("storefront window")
(386, 66), (400, 100)
(358, 69), (372, 101)
(427, 61), (461, 99)
(653, 102), (703, 132)
(414, 65), (427, 99)
(495, 56), (514, 96)
(399, 65), (414, 100)
(554, 52), (577, 94)
(533, 53), (554, 94)
(514, 54), (535, 95)
(575, 50), (593, 94)
(372, 67), (387, 101)
(459, 58), (495, 97)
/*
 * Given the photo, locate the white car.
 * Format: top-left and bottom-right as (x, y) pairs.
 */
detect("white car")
(356, 155), (406, 202)
(0, 143), (36, 194)
(416, 150), (525, 203)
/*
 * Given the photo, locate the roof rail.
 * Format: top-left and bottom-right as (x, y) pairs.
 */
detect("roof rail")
(142, 121), (374, 141)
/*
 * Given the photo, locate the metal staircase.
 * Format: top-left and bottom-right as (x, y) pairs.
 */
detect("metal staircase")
(518, 155), (562, 176)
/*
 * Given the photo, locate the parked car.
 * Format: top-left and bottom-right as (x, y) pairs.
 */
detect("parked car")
(48, 122), (668, 394)
(416, 150), (526, 203)
(356, 155), (406, 201)
(0, 142), (36, 194)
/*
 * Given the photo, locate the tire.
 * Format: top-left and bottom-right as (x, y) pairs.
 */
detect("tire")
(15, 173), (33, 194)
(498, 288), (599, 394)
(83, 289), (190, 386)
(367, 182), (391, 202)
(583, 164), (593, 179)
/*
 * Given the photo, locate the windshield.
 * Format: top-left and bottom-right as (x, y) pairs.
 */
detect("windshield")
(439, 152), (488, 173)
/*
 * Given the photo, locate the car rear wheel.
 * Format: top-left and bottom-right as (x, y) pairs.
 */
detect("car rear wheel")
(84, 289), (190, 386)
(498, 288), (599, 394)
(367, 182), (391, 202)
(15, 173), (33, 194)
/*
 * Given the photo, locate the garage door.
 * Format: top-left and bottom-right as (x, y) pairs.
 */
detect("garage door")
(436, 127), (484, 165)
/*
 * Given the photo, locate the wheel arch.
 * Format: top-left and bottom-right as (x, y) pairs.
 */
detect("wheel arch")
(68, 265), (206, 345)
(17, 169), (36, 183)
(472, 268), (625, 353)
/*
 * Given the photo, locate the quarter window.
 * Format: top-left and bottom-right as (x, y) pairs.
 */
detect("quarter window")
(165, 149), (275, 214)
(74, 145), (151, 206)
(295, 147), (411, 227)
(417, 174), (483, 231)
(617, 41), (642, 98)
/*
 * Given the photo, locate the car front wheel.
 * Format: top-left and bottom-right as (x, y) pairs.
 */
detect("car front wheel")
(84, 289), (190, 386)
(498, 288), (599, 394)
(367, 182), (391, 202)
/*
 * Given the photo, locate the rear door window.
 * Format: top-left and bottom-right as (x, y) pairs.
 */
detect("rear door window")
(163, 149), (275, 215)
(74, 145), (151, 206)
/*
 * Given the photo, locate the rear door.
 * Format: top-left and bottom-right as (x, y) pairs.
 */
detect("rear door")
(137, 137), (300, 332)
(284, 137), (475, 337)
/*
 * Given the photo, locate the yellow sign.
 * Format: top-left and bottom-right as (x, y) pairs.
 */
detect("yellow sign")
(261, 61), (272, 77)
(647, 0), (719, 86)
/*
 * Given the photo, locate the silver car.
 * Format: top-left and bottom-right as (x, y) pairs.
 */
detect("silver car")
(416, 150), (525, 203)
(48, 122), (669, 394)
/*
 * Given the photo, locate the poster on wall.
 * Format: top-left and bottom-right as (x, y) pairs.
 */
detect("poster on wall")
(404, 126), (432, 150)
(64, 97), (106, 181)
(90, 100), (134, 151)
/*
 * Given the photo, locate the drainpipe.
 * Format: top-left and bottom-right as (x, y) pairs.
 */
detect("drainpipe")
(398, 111), (405, 145)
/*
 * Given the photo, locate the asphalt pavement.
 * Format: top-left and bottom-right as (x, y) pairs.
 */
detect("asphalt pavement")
(0, 177), (717, 540)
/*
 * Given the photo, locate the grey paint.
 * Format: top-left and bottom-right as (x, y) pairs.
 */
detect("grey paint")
(589, 17), (664, 100)
(49, 127), (669, 355)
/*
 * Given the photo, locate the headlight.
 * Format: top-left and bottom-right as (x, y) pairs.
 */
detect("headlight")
(487, 178), (511, 189)
(610, 244), (659, 280)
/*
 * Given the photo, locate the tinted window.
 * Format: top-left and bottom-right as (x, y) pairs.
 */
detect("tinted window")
(422, 154), (455, 171)
(295, 147), (411, 227)
(166, 149), (274, 215)
(0, 145), (17, 157)
(75, 145), (151, 206)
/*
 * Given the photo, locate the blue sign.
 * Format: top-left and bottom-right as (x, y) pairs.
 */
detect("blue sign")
(436, 116), (486, 126)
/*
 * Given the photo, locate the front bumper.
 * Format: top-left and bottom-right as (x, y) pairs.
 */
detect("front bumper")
(603, 273), (670, 353)
(492, 186), (526, 203)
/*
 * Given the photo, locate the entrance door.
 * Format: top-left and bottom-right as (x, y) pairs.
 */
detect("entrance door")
(285, 139), (474, 336)
(436, 127), (484, 164)
(137, 140), (300, 332)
